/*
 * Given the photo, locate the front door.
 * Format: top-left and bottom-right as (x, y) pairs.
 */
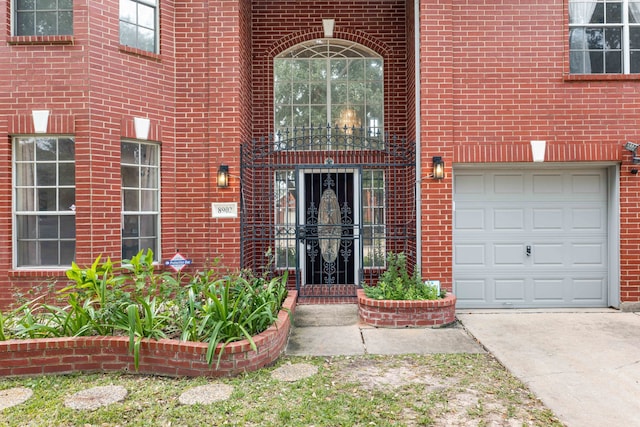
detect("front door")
(299, 169), (360, 289)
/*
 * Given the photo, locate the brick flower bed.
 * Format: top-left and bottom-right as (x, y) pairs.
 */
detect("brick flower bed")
(357, 289), (456, 328)
(0, 291), (297, 378)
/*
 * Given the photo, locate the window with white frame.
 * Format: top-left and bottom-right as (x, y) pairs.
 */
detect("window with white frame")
(274, 171), (297, 269)
(274, 40), (384, 148)
(13, 136), (76, 267)
(14, 0), (73, 36)
(362, 170), (386, 268)
(121, 141), (160, 260)
(119, 0), (158, 53)
(569, 0), (640, 73)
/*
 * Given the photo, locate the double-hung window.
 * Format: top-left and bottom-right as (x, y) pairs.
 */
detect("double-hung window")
(121, 141), (160, 261)
(13, 136), (76, 267)
(569, 0), (640, 74)
(14, 0), (73, 36)
(119, 0), (158, 53)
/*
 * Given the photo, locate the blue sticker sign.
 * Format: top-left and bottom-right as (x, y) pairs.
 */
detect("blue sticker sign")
(165, 252), (192, 272)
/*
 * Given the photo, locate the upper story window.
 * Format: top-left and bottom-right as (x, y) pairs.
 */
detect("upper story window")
(274, 40), (383, 149)
(13, 136), (76, 267)
(119, 0), (158, 53)
(14, 0), (73, 36)
(569, 0), (640, 74)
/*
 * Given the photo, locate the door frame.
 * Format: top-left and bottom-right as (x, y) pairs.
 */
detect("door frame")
(296, 166), (362, 288)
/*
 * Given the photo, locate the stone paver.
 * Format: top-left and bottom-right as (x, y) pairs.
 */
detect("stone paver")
(178, 384), (234, 405)
(0, 387), (33, 411)
(271, 362), (318, 382)
(64, 385), (128, 411)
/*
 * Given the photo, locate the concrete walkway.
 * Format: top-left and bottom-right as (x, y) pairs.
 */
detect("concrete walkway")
(286, 304), (485, 356)
(287, 305), (640, 427)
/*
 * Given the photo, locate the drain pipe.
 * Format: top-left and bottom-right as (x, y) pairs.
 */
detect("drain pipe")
(414, 0), (422, 268)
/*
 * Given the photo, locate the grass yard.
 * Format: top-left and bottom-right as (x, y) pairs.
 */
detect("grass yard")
(0, 353), (564, 427)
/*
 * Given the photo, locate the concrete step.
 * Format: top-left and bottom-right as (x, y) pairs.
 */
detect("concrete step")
(293, 304), (359, 327)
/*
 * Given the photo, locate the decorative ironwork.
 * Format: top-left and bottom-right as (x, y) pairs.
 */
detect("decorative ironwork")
(240, 129), (417, 300)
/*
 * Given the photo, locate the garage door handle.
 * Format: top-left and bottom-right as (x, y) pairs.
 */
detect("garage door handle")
(526, 245), (531, 256)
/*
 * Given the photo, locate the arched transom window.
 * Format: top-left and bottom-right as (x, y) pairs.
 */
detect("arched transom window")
(274, 39), (383, 145)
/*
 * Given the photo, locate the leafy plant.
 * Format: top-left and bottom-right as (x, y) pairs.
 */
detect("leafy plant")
(0, 249), (290, 369)
(363, 252), (445, 300)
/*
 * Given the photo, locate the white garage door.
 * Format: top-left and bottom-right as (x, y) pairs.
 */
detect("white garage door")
(453, 168), (609, 308)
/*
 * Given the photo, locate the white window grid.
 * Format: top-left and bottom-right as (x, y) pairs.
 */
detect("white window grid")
(121, 140), (160, 261)
(569, 0), (640, 74)
(13, 0), (74, 36)
(13, 136), (76, 268)
(119, 0), (159, 53)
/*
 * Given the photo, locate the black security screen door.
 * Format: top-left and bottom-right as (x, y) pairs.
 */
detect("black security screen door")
(302, 171), (355, 286)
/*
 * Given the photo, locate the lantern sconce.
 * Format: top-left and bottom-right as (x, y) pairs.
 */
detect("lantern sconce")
(432, 156), (445, 180)
(217, 165), (229, 188)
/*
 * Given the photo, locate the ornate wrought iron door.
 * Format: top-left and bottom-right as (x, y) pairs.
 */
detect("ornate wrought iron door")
(301, 171), (356, 286)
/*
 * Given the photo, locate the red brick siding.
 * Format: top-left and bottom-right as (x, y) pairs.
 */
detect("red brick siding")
(420, 0), (454, 291)
(251, 0), (409, 137)
(418, 0), (640, 302)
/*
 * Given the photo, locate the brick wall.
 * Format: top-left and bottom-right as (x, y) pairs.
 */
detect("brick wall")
(419, 0), (640, 302)
(251, 0), (409, 137)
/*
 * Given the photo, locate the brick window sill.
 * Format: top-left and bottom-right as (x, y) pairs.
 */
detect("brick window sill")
(564, 73), (640, 82)
(8, 269), (69, 278)
(119, 44), (161, 61)
(7, 35), (74, 45)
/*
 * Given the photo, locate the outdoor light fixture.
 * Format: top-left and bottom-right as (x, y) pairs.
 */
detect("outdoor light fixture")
(432, 156), (445, 180)
(624, 142), (640, 164)
(217, 165), (229, 188)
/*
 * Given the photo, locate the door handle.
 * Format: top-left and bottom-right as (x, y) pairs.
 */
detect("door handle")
(526, 245), (531, 257)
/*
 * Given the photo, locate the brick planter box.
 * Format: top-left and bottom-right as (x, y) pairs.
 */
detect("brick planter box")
(357, 289), (456, 328)
(0, 291), (296, 378)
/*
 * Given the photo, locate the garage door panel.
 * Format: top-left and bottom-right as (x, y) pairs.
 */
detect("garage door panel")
(455, 174), (485, 194)
(533, 279), (564, 301)
(532, 209), (564, 230)
(572, 279), (606, 301)
(455, 209), (485, 230)
(454, 168), (608, 308)
(494, 209), (524, 230)
(572, 173), (604, 194)
(494, 244), (525, 265)
(572, 208), (603, 230)
(495, 279), (525, 301)
(532, 174), (564, 194)
(455, 244), (485, 265)
(456, 279), (487, 301)
(532, 244), (564, 265)
(572, 243), (605, 265)
(494, 174), (524, 193)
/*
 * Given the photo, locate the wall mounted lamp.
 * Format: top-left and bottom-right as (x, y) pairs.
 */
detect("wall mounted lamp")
(624, 142), (640, 164)
(217, 165), (229, 188)
(432, 156), (445, 180)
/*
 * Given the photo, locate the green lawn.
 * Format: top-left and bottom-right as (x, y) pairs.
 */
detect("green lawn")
(0, 353), (564, 427)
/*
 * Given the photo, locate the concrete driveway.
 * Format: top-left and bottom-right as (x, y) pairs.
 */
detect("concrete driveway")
(457, 309), (640, 427)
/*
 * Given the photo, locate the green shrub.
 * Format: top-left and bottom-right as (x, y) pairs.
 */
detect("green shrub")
(0, 250), (289, 369)
(363, 252), (444, 300)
